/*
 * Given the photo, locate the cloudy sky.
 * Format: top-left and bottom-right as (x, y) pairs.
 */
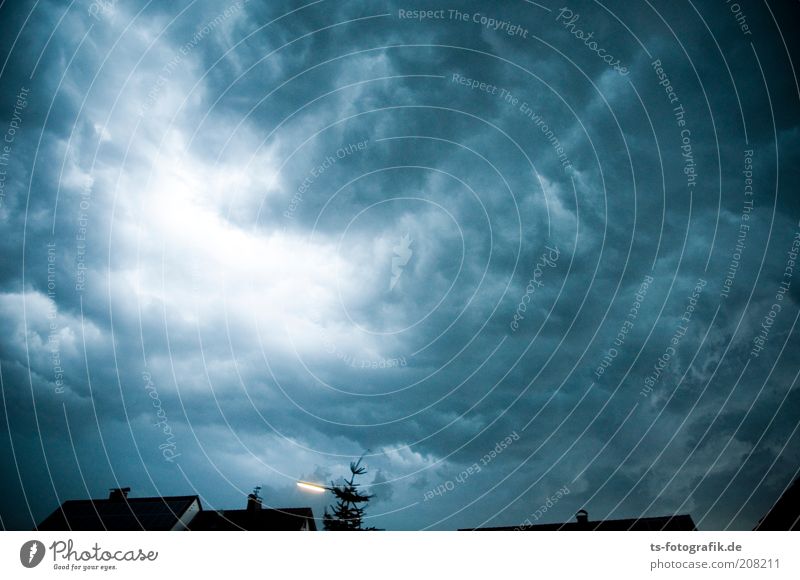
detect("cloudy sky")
(1, 0), (799, 531)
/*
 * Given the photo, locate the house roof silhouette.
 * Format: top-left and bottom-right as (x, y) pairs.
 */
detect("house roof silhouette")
(37, 491), (200, 531)
(461, 510), (696, 531)
(754, 477), (800, 531)
(37, 487), (316, 531)
(188, 507), (316, 531)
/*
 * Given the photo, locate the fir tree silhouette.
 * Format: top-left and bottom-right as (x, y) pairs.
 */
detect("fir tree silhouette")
(323, 456), (377, 530)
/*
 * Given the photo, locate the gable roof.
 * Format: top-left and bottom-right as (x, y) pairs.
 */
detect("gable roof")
(188, 507), (317, 531)
(37, 495), (200, 531)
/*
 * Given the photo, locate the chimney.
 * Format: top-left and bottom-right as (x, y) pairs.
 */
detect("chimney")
(576, 509), (589, 524)
(247, 486), (263, 511)
(108, 487), (131, 501)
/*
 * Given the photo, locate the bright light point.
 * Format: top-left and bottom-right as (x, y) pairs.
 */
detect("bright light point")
(297, 481), (327, 493)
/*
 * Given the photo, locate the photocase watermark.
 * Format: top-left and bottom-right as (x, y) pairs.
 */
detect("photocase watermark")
(0, 86), (30, 209)
(514, 485), (570, 529)
(652, 58), (697, 191)
(555, 7), (629, 76)
(142, 371), (180, 462)
(423, 431), (519, 501)
(674, 104), (697, 190)
(322, 336), (408, 369)
(451, 73), (573, 173)
(87, 0), (117, 22)
(721, 149), (755, 300)
(46, 242), (66, 394)
(48, 539), (158, 572)
(750, 220), (800, 358)
(594, 274), (654, 380)
(725, 0), (753, 36)
(20, 540), (46, 568)
(284, 139), (369, 221)
(518, 103), (573, 173)
(75, 175), (93, 293)
(390, 233), (413, 291)
(22, 538), (159, 571)
(640, 278), (707, 397)
(310, 308), (409, 370)
(397, 8), (529, 38)
(510, 246), (560, 332)
(138, 1), (248, 117)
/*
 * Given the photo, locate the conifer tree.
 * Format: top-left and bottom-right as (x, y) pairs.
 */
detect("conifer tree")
(323, 457), (375, 530)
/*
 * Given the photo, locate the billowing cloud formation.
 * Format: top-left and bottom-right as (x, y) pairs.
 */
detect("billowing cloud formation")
(1, 0), (799, 530)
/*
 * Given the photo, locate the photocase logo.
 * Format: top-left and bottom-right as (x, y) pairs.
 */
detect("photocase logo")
(19, 540), (46, 568)
(390, 234), (413, 291)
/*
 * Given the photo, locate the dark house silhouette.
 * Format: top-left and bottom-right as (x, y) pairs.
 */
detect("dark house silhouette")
(188, 489), (316, 531)
(754, 477), (800, 531)
(461, 509), (696, 531)
(37, 487), (315, 531)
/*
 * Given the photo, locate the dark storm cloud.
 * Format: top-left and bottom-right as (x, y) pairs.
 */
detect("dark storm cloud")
(1, 0), (799, 531)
